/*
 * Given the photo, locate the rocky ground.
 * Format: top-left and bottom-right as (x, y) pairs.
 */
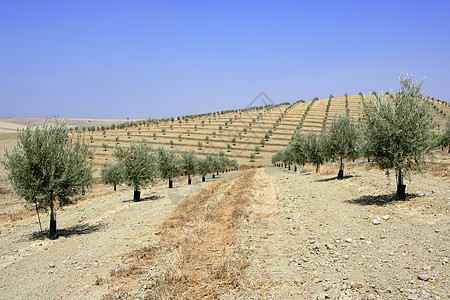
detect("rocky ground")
(240, 166), (449, 299)
(0, 162), (448, 299)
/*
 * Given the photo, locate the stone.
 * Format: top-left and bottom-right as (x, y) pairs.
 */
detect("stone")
(49, 262), (55, 268)
(418, 290), (431, 299)
(417, 274), (429, 281)
(371, 219), (381, 225)
(381, 215), (390, 220)
(408, 294), (418, 300)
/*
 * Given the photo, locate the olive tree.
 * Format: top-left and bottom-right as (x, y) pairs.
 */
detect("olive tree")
(197, 156), (211, 182)
(180, 150), (197, 185)
(304, 132), (325, 173)
(362, 74), (435, 200)
(436, 115), (450, 152)
(157, 146), (180, 188)
(2, 120), (93, 239)
(326, 115), (360, 179)
(114, 140), (158, 201)
(101, 163), (124, 191)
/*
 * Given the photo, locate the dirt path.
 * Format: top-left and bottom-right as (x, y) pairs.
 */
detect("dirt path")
(242, 167), (449, 299)
(0, 172), (238, 299)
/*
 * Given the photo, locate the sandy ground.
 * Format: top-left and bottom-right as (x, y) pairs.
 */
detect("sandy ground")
(0, 163), (448, 299)
(241, 166), (449, 299)
(0, 172), (238, 299)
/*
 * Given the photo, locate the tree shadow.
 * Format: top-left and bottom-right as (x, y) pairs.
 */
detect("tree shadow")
(316, 175), (358, 182)
(345, 193), (421, 206)
(122, 194), (164, 203)
(30, 223), (104, 240)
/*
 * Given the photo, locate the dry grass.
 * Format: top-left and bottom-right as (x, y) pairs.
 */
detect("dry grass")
(102, 169), (266, 299)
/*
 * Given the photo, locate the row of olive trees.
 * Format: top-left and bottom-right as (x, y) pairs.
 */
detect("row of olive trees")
(273, 113), (360, 177)
(101, 142), (239, 201)
(274, 74), (443, 200)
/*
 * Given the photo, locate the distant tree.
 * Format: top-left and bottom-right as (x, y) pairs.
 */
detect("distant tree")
(180, 150), (197, 184)
(255, 146), (260, 154)
(362, 74), (435, 199)
(102, 143), (108, 151)
(2, 119), (93, 239)
(238, 132), (242, 139)
(197, 156), (211, 182)
(205, 136), (209, 143)
(115, 136), (120, 144)
(304, 132), (325, 173)
(178, 134), (182, 141)
(169, 140), (174, 148)
(231, 137), (236, 145)
(265, 133), (270, 141)
(90, 135), (94, 143)
(260, 139), (265, 147)
(157, 146), (180, 188)
(326, 115), (360, 179)
(198, 141), (203, 149)
(162, 128), (166, 135)
(187, 129), (190, 136)
(249, 153), (256, 162)
(227, 144), (232, 152)
(219, 125), (223, 132)
(194, 125), (198, 131)
(114, 140), (158, 201)
(153, 132), (157, 140)
(101, 163), (124, 191)
(436, 115), (450, 152)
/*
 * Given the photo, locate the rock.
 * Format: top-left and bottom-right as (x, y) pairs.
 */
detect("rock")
(408, 294), (418, 300)
(418, 290), (431, 299)
(435, 289), (446, 296)
(417, 274), (429, 281)
(381, 215), (390, 220)
(371, 219), (381, 225)
(49, 262), (55, 268)
(344, 238), (352, 243)
(76, 266), (82, 270)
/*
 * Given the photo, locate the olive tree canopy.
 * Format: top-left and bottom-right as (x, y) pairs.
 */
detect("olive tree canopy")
(362, 74), (435, 199)
(2, 119), (93, 239)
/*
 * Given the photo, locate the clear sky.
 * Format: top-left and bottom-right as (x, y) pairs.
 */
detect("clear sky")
(1, 0), (449, 119)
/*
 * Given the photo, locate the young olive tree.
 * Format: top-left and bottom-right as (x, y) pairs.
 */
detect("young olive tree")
(114, 140), (158, 201)
(436, 115), (450, 152)
(362, 74), (435, 200)
(101, 163), (124, 191)
(197, 156), (211, 182)
(157, 146), (180, 188)
(304, 132), (325, 173)
(2, 120), (93, 239)
(326, 115), (360, 179)
(180, 150), (197, 185)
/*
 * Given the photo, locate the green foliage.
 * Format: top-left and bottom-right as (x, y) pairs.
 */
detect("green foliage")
(362, 74), (434, 193)
(197, 156), (212, 177)
(101, 163), (124, 190)
(227, 144), (232, 151)
(180, 150), (197, 178)
(102, 143), (108, 151)
(326, 114), (360, 171)
(304, 132), (325, 172)
(2, 119), (93, 238)
(436, 115), (450, 150)
(198, 141), (202, 149)
(249, 153), (256, 162)
(114, 140), (157, 191)
(157, 146), (180, 181)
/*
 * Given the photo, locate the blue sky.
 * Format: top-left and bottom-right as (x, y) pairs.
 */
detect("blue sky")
(1, 0), (449, 119)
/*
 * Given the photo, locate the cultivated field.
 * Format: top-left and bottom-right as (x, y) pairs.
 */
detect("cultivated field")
(0, 96), (449, 299)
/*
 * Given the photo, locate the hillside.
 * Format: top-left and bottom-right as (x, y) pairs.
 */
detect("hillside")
(84, 95), (449, 173)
